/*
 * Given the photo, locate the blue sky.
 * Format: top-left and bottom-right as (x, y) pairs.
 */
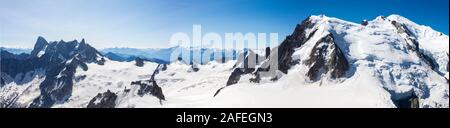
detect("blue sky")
(0, 0), (448, 48)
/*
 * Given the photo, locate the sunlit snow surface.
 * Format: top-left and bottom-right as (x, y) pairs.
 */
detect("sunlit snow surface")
(55, 60), (397, 108)
(2, 14), (449, 108)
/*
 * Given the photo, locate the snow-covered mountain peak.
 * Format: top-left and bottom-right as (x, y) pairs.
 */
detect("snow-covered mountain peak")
(220, 14), (449, 108)
(386, 14), (413, 23)
(387, 14), (448, 40)
(308, 15), (358, 26)
(307, 14), (448, 41)
(30, 36), (49, 57)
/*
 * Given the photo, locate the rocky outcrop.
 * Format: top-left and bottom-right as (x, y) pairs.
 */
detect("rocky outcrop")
(131, 80), (165, 101)
(29, 58), (89, 108)
(17, 37), (107, 108)
(130, 64), (166, 103)
(392, 93), (420, 108)
(0, 50), (37, 86)
(447, 53), (449, 83)
(30, 36), (48, 57)
(0, 78), (5, 87)
(265, 47), (271, 59)
(161, 64), (167, 71)
(216, 17), (322, 97)
(86, 90), (117, 108)
(223, 17), (317, 86)
(216, 16), (351, 97)
(0, 92), (21, 108)
(391, 20), (439, 72)
(304, 34), (349, 81)
(361, 19), (368, 26)
(76, 39), (104, 64)
(277, 17), (317, 74)
(190, 63), (200, 72)
(0, 50), (30, 60)
(226, 50), (262, 86)
(214, 50), (263, 97)
(226, 67), (253, 86)
(135, 57), (144, 67)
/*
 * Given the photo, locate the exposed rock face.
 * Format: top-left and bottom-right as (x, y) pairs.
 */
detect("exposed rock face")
(215, 50), (263, 97)
(217, 17), (326, 97)
(361, 19), (368, 26)
(233, 50), (237, 60)
(86, 90), (117, 108)
(161, 64), (167, 71)
(30, 36), (48, 57)
(1, 50), (30, 60)
(0, 78), (4, 87)
(11, 37), (106, 108)
(132, 80), (152, 96)
(249, 73), (261, 83)
(223, 16), (348, 86)
(391, 20), (438, 72)
(0, 50), (37, 86)
(76, 39), (104, 64)
(447, 53), (449, 83)
(392, 93), (420, 108)
(0, 92), (21, 108)
(135, 57), (144, 67)
(226, 67), (253, 86)
(277, 17), (317, 74)
(226, 50), (262, 86)
(130, 64), (166, 102)
(190, 63), (200, 72)
(131, 80), (165, 101)
(29, 58), (89, 108)
(265, 47), (271, 59)
(217, 16), (351, 97)
(304, 34), (349, 81)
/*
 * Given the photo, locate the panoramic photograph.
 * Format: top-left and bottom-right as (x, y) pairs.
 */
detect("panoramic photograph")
(0, 0), (448, 110)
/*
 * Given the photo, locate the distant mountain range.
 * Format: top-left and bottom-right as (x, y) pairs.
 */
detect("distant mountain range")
(1, 46), (244, 65)
(0, 47), (32, 55)
(101, 47), (240, 64)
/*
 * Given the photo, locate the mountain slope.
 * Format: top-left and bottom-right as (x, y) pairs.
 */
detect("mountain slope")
(1, 37), (107, 107)
(1, 14), (448, 108)
(219, 14), (449, 108)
